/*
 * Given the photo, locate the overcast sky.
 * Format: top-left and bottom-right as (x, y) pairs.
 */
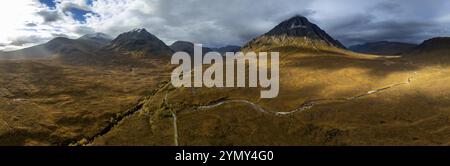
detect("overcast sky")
(1, 0), (450, 51)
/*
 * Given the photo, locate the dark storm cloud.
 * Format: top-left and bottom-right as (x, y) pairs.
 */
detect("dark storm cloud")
(331, 16), (437, 45)
(143, 0), (314, 47)
(304, 0), (450, 46)
(371, 1), (403, 13)
(126, 0), (450, 47)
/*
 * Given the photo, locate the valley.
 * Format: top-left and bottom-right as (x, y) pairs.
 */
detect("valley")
(88, 49), (450, 146)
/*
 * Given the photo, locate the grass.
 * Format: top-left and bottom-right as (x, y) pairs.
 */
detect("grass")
(2, 45), (450, 146)
(0, 59), (171, 145)
(92, 47), (450, 146)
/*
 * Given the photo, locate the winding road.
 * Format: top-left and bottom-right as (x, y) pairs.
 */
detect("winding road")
(195, 75), (415, 116)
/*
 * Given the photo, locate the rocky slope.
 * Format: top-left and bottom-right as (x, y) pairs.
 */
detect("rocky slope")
(242, 15), (345, 52)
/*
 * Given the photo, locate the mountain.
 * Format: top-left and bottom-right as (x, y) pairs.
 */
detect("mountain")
(0, 33), (113, 60)
(409, 37), (450, 55)
(210, 45), (241, 54)
(170, 41), (241, 56)
(104, 28), (173, 58)
(78, 33), (113, 48)
(242, 15), (345, 52)
(169, 41), (212, 56)
(349, 41), (417, 55)
(0, 37), (99, 60)
(404, 37), (450, 63)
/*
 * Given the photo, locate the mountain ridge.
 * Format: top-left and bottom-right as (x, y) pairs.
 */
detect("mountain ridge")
(169, 41), (212, 56)
(0, 32), (114, 61)
(349, 41), (417, 55)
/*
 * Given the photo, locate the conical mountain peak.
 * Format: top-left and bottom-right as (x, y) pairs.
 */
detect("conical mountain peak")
(242, 16), (345, 51)
(106, 28), (173, 57)
(265, 15), (313, 36)
(113, 28), (158, 41)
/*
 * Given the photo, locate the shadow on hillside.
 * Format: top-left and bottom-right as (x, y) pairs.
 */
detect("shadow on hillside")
(161, 88), (450, 146)
(274, 46), (450, 77)
(285, 55), (420, 77)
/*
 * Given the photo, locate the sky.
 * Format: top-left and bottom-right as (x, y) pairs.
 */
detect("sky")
(1, 0), (450, 51)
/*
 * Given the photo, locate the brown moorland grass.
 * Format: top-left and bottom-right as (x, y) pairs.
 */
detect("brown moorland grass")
(92, 47), (450, 146)
(0, 59), (171, 145)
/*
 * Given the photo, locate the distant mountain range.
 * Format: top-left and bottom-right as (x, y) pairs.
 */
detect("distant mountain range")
(169, 41), (212, 56)
(1, 15), (450, 62)
(210, 45), (241, 54)
(349, 41), (418, 55)
(0, 28), (242, 62)
(0, 33), (112, 60)
(170, 41), (240, 56)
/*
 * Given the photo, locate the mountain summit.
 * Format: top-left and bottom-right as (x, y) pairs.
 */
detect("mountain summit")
(79, 33), (112, 41)
(242, 16), (345, 52)
(105, 28), (173, 57)
(78, 32), (113, 48)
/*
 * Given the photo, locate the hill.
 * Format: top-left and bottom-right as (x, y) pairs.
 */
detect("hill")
(350, 41), (417, 55)
(0, 33), (112, 62)
(210, 45), (241, 54)
(169, 41), (212, 56)
(104, 28), (173, 58)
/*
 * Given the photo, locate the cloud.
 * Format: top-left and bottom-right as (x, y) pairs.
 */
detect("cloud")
(308, 0), (450, 45)
(58, 0), (92, 12)
(25, 23), (38, 27)
(83, 0), (450, 47)
(37, 10), (61, 23)
(85, 0), (315, 47)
